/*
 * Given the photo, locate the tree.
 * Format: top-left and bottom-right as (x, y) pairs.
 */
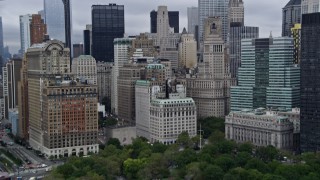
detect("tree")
(244, 158), (270, 173)
(174, 148), (197, 167)
(275, 164), (300, 180)
(202, 164), (224, 180)
(123, 158), (147, 179)
(138, 153), (169, 179)
(255, 145), (279, 162)
(208, 130), (225, 144)
(107, 138), (122, 149)
(176, 131), (193, 148)
(214, 155), (235, 172)
(235, 152), (252, 167)
(262, 174), (285, 180)
(185, 162), (202, 180)
(238, 142), (254, 153)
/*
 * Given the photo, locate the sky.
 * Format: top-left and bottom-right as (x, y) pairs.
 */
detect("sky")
(0, 0), (288, 54)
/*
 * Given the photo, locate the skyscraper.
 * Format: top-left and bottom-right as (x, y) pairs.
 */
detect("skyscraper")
(187, 7), (199, 35)
(27, 40), (99, 157)
(231, 37), (300, 111)
(300, 12), (320, 152)
(72, 43), (84, 58)
(187, 17), (234, 118)
(229, 0), (244, 26)
(150, 10), (179, 33)
(178, 29), (197, 69)
(291, 23), (301, 64)
(282, 0), (301, 37)
(301, 0), (320, 14)
(30, 14), (47, 45)
(198, 0), (229, 43)
(44, 0), (65, 42)
(0, 17), (3, 67)
(62, 0), (72, 51)
(91, 4), (125, 62)
(229, 25), (259, 78)
(19, 14), (32, 54)
(83, 25), (92, 55)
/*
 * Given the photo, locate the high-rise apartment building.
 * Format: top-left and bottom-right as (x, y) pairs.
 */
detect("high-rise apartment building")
(111, 38), (133, 115)
(187, 17), (234, 118)
(301, 0), (320, 14)
(71, 55), (97, 85)
(83, 25), (92, 55)
(91, 4), (125, 62)
(229, 0), (244, 26)
(97, 62), (113, 103)
(229, 26), (259, 78)
(27, 40), (99, 157)
(30, 14), (47, 45)
(19, 14), (32, 54)
(2, 58), (22, 119)
(291, 23), (301, 64)
(44, 0), (65, 42)
(178, 29), (197, 69)
(300, 13), (320, 152)
(231, 37), (300, 111)
(18, 55), (29, 139)
(150, 10), (179, 33)
(282, 0), (301, 37)
(157, 6), (170, 45)
(198, 0), (229, 43)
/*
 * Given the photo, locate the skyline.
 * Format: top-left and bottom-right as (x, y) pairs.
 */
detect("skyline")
(0, 0), (287, 53)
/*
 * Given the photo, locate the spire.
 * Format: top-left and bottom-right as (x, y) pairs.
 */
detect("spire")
(269, 31), (273, 38)
(182, 27), (187, 34)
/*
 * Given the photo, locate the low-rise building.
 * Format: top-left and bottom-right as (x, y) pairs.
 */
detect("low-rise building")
(225, 108), (294, 150)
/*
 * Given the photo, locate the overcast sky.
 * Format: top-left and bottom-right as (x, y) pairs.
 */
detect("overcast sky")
(0, 0), (288, 54)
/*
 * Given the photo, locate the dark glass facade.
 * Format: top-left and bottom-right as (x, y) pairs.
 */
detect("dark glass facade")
(84, 29), (91, 55)
(229, 25), (259, 78)
(300, 13), (320, 152)
(62, 0), (72, 50)
(150, 10), (179, 33)
(0, 17), (3, 68)
(282, 0), (301, 37)
(92, 4), (124, 62)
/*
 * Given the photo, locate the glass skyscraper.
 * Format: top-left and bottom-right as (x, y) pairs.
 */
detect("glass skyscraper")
(19, 14), (32, 54)
(91, 4), (125, 62)
(198, 0), (229, 43)
(300, 13), (320, 152)
(282, 0), (301, 37)
(229, 25), (259, 78)
(231, 37), (300, 111)
(44, 0), (65, 42)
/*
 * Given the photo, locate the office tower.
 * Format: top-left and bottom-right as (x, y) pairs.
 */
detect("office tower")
(300, 13), (320, 152)
(158, 34), (181, 71)
(129, 33), (158, 58)
(72, 44), (84, 58)
(187, 17), (234, 118)
(150, 10), (179, 33)
(44, 0), (65, 42)
(27, 40), (99, 157)
(2, 58), (22, 119)
(92, 4), (125, 62)
(225, 108), (294, 150)
(291, 23), (301, 64)
(229, 0), (244, 26)
(229, 26), (259, 78)
(198, 0), (229, 43)
(30, 14), (47, 45)
(71, 55), (97, 85)
(231, 37), (300, 111)
(282, 0), (301, 37)
(157, 6), (170, 44)
(0, 17), (4, 67)
(111, 38), (133, 115)
(18, 55), (28, 140)
(83, 25), (92, 55)
(62, 0), (72, 51)
(301, 0), (320, 14)
(178, 28), (197, 69)
(97, 62), (113, 103)
(188, 7), (199, 35)
(19, 14), (32, 54)
(9, 109), (19, 136)
(118, 63), (145, 123)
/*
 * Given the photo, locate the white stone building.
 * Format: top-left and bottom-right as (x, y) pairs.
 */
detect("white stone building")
(71, 55), (97, 85)
(225, 108), (294, 150)
(178, 29), (197, 69)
